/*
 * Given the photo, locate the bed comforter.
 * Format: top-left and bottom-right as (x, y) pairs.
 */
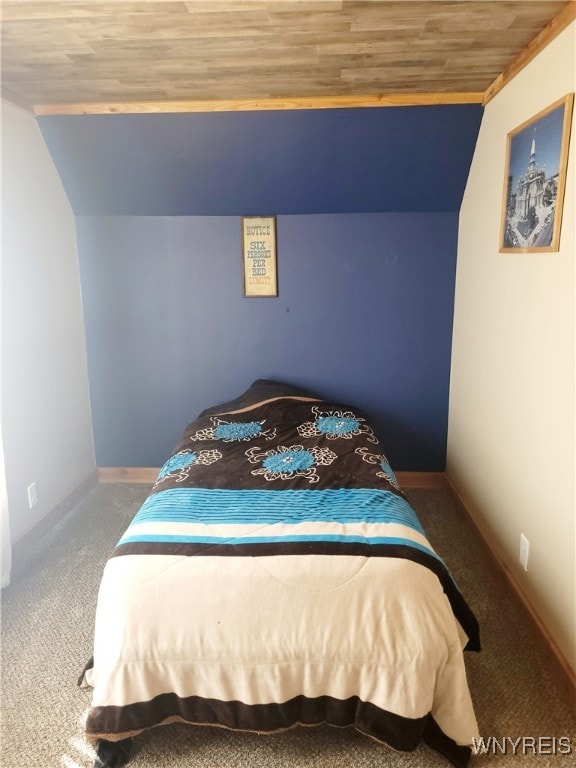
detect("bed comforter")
(81, 380), (480, 767)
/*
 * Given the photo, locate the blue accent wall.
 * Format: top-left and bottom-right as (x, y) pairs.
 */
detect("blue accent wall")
(38, 105), (482, 471)
(76, 212), (458, 471)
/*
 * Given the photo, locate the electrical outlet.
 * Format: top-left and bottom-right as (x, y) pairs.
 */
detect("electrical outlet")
(519, 533), (530, 571)
(27, 482), (38, 509)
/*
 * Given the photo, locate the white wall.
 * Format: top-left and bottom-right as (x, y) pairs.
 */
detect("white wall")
(448, 24), (575, 671)
(1, 100), (96, 545)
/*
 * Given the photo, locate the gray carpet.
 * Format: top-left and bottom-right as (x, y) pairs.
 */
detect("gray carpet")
(1, 484), (574, 767)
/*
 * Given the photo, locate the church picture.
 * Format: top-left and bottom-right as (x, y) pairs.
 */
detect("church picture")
(500, 93), (573, 253)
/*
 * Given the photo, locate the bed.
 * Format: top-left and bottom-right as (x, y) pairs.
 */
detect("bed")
(81, 380), (480, 768)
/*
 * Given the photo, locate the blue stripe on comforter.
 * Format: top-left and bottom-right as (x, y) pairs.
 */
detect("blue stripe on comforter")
(128, 487), (425, 533)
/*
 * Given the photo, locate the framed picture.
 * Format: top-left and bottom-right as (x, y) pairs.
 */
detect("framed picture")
(242, 216), (278, 297)
(500, 93), (573, 253)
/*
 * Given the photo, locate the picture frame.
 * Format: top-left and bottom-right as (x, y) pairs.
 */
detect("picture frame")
(242, 216), (278, 297)
(500, 93), (573, 253)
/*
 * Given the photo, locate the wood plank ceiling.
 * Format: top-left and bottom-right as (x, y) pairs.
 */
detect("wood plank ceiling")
(1, 1), (574, 114)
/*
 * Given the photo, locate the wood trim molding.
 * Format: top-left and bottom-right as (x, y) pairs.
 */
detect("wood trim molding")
(483, 1), (576, 105)
(98, 467), (447, 488)
(98, 467), (159, 484)
(397, 471), (447, 489)
(445, 472), (576, 711)
(32, 92), (485, 116)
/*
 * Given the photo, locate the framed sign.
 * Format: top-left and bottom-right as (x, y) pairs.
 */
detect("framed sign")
(500, 93), (573, 253)
(242, 216), (278, 297)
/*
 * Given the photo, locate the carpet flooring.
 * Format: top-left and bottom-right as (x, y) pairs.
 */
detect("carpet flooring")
(1, 483), (574, 767)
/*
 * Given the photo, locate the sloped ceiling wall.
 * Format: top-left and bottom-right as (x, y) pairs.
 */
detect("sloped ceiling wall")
(37, 105), (483, 216)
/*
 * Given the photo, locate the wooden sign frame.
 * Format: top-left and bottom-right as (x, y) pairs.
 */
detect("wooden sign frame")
(242, 216), (278, 297)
